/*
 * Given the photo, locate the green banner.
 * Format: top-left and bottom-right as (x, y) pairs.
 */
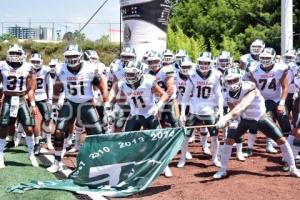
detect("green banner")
(7, 128), (185, 197)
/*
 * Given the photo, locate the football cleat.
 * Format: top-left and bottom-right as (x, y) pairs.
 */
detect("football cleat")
(29, 155), (39, 167)
(243, 148), (253, 157)
(289, 166), (300, 178)
(47, 142), (54, 150)
(212, 158), (221, 167)
(213, 169), (227, 179)
(237, 152), (246, 161)
(203, 147), (211, 155)
(164, 166), (173, 178)
(68, 144), (81, 153)
(4, 140), (15, 150)
(266, 143), (278, 154)
(34, 144), (41, 155)
(47, 160), (63, 173)
(185, 151), (192, 160)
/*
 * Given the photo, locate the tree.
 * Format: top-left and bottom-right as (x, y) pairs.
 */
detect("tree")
(0, 33), (16, 41)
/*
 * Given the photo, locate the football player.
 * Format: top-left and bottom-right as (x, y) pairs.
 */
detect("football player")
(240, 39), (265, 70)
(175, 57), (195, 167)
(179, 52), (223, 167)
(148, 51), (179, 128)
(110, 47), (136, 132)
(30, 53), (53, 153)
(0, 44), (39, 168)
(47, 44), (108, 173)
(247, 48), (291, 155)
(213, 67), (300, 179)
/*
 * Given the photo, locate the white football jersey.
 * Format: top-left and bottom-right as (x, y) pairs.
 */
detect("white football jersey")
(35, 66), (52, 101)
(106, 68), (114, 92)
(183, 69), (222, 115)
(241, 54), (259, 69)
(248, 62), (288, 102)
(0, 62), (33, 93)
(224, 81), (266, 121)
(175, 71), (191, 104)
(150, 65), (176, 100)
(119, 74), (156, 118)
(57, 61), (99, 103)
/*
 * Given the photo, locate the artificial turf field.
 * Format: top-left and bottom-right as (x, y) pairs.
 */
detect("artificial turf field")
(0, 145), (76, 200)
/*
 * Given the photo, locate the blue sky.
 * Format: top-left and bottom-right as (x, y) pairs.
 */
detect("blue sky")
(0, 0), (120, 40)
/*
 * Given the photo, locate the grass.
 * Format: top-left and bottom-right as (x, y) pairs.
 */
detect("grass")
(0, 146), (76, 200)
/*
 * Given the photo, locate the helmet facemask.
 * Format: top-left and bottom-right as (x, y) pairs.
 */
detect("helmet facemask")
(219, 58), (231, 71)
(259, 55), (274, 68)
(65, 54), (82, 68)
(225, 76), (241, 92)
(197, 60), (211, 74)
(250, 45), (263, 56)
(148, 59), (161, 71)
(121, 55), (135, 66)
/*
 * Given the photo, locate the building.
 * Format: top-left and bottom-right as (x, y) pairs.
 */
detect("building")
(8, 25), (53, 40)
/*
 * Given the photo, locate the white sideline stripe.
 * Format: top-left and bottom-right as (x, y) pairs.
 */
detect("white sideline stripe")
(39, 148), (108, 200)
(40, 147), (72, 177)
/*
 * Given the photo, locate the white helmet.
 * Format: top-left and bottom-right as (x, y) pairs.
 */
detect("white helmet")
(6, 44), (25, 64)
(250, 39), (265, 56)
(197, 52), (213, 73)
(30, 53), (43, 70)
(224, 67), (243, 92)
(63, 44), (82, 68)
(147, 51), (162, 70)
(283, 49), (296, 64)
(259, 47), (276, 68)
(84, 50), (99, 63)
(49, 59), (58, 74)
(179, 57), (193, 75)
(120, 47), (136, 65)
(218, 51), (233, 71)
(162, 49), (174, 65)
(124, 60), (144, 85)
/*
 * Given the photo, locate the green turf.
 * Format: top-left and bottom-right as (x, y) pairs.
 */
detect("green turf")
(0, 146), (76, 200)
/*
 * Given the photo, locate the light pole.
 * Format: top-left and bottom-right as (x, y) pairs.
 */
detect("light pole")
(281, 0), (293, 56)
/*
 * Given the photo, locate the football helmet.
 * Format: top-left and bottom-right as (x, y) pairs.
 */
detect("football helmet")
(142, 50), (151, 64)
(179, 57), (193, 75)
(259, 47), (276, 68)
(147, 51), (162, 71)
(49, 59), (58, 74)
(284, 49), (296, 64)
(30, 53), (43, 70)
(224, 67), (243, 92)
(175, 49), (187, 65)
(197, 52), (213, 73)
(218, 51), (232, 71)
(162, 49), (174, 65)
(6, 44), (25, 64)
(84, 50), (99, 63)
(63, 44), (82, 68)
(250, 39), (265, 56)
(120, 47), (136, 65)
(124, 60), (144, 85)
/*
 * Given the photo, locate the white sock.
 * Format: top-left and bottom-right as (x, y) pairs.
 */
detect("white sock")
(26, 136), (35, 157)
(223, 127), (228, 139)
(248, 134), (256, 149)
(46, 134), (52, 144)
(280, 142), (296, 168)
(292, 145), (300, 158)
(287, 135), (295, 146)
(211, 136), (219, 160)
(0, 139), (6, 157)
(220, 144), (233, 170)
(35, 136), (40, 145)
(180, 138), (190, 159)
(200, 134), (208, 148)
(74, 127), (82, 147)
(236, 142), (243, 154)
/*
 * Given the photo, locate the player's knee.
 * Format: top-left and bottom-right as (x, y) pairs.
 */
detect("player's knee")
(278, 115), (291, 132)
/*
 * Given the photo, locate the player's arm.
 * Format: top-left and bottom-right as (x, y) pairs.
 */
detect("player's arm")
(165, 69), (175, 99)
(223, 87), (257, 123)
(93, 72), (108, 103)
(26, 70), (38, 115)
(279, 69), (289, 109)
(214, 78), (224, 117)
(46, 73), (54, 104)
(152, 82), (168, 109)
(0, 73), (3, 104)
(53, 77), (63, 104)
(180, 80), (193, 117)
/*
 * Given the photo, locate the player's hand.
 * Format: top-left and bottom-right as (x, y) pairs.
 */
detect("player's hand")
(31, 106), (38, 115)
(215, 117), (227, 129)
(276, 105), (285, 115)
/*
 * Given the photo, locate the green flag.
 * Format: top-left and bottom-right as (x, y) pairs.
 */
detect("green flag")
(7, 128), (185, 197)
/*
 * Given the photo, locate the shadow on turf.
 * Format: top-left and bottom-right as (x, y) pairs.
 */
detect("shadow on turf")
(5, 160), (33, 167)
(195, 169), (291, 183)
(4, 149), (27, 153)
(125, 185), (171, 198)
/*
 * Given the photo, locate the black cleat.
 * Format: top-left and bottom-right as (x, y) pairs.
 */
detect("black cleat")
(34, 144), (41, 155)
(243, 148), (253, 158)
(4, 140), (15, 151)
